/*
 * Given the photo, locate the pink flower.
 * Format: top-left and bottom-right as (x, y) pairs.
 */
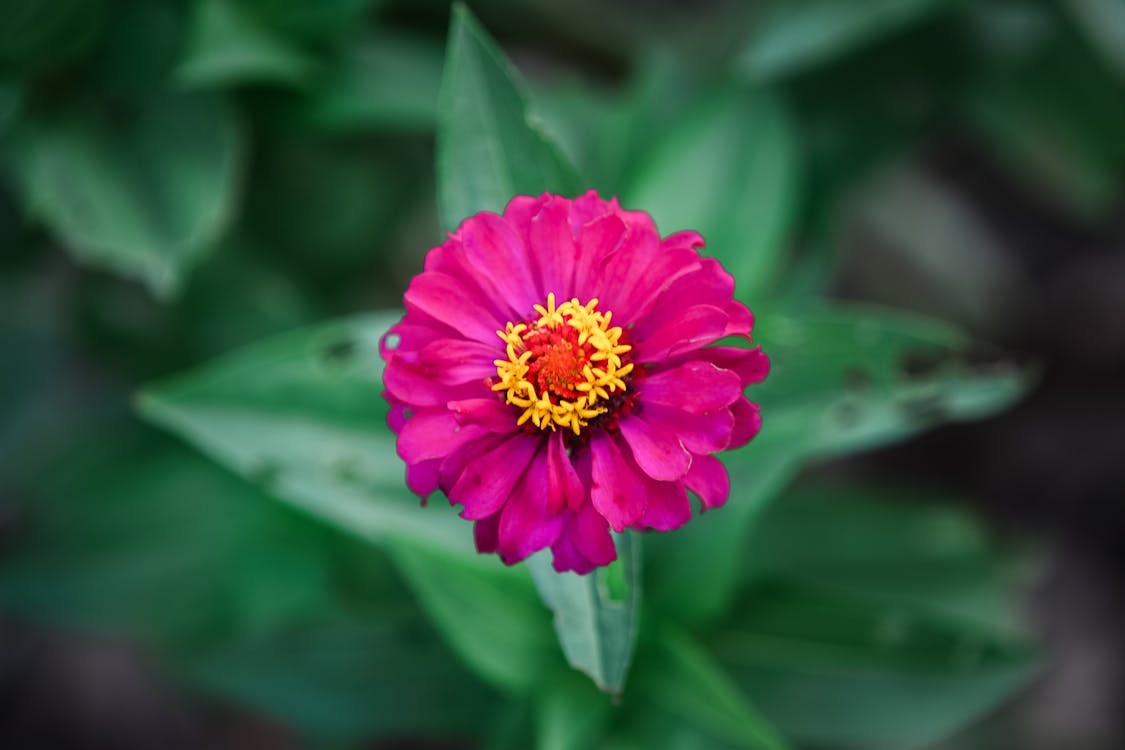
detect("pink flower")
(381, 191), (768, 574)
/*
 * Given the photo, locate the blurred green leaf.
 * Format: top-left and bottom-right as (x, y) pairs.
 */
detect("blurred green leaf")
(436, 3), (582, 231)
(0, 0), (106, 69)
(739, 0), (954, 80)
(179, 606), (496, 741)
(634, 626), (789, 750)
(139, 313), (565, 692)
(717, 484), (1039, 750)
(176, 0), (315, 88)
(391, 539), (561, 692)
(1063, 0), (1125, 78)
(624, 87), (800, 301)
(300, 31), (444, 132)
(12, 92), (244, 297)
(0, 79), (21, 136)
(527, 531), (641, 693)
(754, 305), (1030, 459)
(648, 304), (1029, 626)
(139, 312), (468, 553)
(535, 670), (615, 750)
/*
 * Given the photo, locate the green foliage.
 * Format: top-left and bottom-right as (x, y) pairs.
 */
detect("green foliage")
(7, 0), (1112, 746)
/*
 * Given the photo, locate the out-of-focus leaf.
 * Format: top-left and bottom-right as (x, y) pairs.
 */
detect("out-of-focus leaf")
(744, 484), (1030, 632)
(1063, 0), (1125, 78)
(179, 607), (495, 740)
(436, 3), (581, 231)
(301, 31), (444, 132)
(712, 482), (1039, 746)
(624, 87), (799, 301)
(138, 313), (563, 692)
(240, 0), (382, 42)
(527, 532), (641, 693)
(753, 306), (1030, 459)
(966, 27), (1125, 218)
(739, 0), (954, 80)
(0, 0), (105, 69)
(535, 670), (615, 750)
(633, 626), (789, 750)
(391, 539), (562, 692)
(648, 305), (1029, 626)
(0, 79), (21, 135)
(139, 312), (467, 553)
(12, 93), (243, 297)
(176, 0), (315, 88)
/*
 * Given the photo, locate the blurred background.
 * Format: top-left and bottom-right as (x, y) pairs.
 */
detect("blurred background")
(2, 0), (1124, 748)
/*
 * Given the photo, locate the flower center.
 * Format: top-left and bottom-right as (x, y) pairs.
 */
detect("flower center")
(492, 293), (634, 435)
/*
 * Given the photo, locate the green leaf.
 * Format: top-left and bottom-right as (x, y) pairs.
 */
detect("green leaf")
(633, 626), (789, 750)
(12, 92), (244, 297)
(179, 606), (496, 741)
(739, 0), (954, 81)
(390, 539), (562, 692)
(717, 503), (1038, 750)
(624, 87), (799, 302)
(1063, 0), (1125, 79)
(436, 3), (582, 232)
(138, 313), (562, 692)
(300, 31), (445, 132)
(753, 305), (1031, 460)
(176, 0), (315, 88)
(527, 531), (641, 693)
(535, 670), (615, 750)
(138, 312), (467, 554)
(648, 304), (1029, 626)
(0, 79), (20, 135)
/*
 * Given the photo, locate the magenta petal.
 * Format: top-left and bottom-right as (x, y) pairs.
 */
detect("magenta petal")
(635, 476), (692, 532)
(448, 397), (519, 432)
(474, 512), (501, 553)
(498, 449), (562, 563)
(690, 346), (770, 386)
(458, 212), (540, 315)
(618, 413), (691, 481)
(417, 339), (497, 385)
(529, 197), (575, 296)
(728, 397), (763, 449)
(571, 501), (616, 566)
(397, 410), (487, 463)
(550, 527), (590, 573)
(685, 454), (730, 510)
(548, 430), (585, 513)
(404, 271), (504, 344)
(724, 300), (754, 337)
(450, 433), (540, 520)
(572, 213), (626, 302)
(640, 361), (742, 413)
(589, 433), (647, 532)
(437, 432), (505, 495)
(634, 305), (729, 362)
(406, 459), (440, 497)
(641, 402), (734, 454)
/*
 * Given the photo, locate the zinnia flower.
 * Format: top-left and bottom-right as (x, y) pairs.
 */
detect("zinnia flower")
(381, 191), (768, 574)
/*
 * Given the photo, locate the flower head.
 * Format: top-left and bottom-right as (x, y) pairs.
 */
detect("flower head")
(381, 191), (768, 573)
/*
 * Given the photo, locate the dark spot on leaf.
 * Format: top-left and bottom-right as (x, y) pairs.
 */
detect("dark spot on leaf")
(835, 400), (863, 428)
(900, 349), (951, 379)
(322, 338), (357, 367)
(332, 457), (361, 484)
(249, 461), (280, 489)
(843, 367), (872, 392)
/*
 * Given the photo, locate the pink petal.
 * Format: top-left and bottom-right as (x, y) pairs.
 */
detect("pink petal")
(724, 300), (754, 337)
(688, 346), (770, 385)
(589, 433), (647, 532)
(550, 527), (590, 574)
(572, 213), (626, 302)
(437, 432), (506, 494)
(473, 512), (501, 554)
(640, 360), (743, 413)
(662, 230), (705, 253)
(571, 500), (616, 566)
(385, 361), (476, 407)
(528, 196), (575, 297)
(633, 304), (729, 363)
(497, 448), (563, 563)
(728, 397), (763, 449)
(404, 271), (504, 344)
(640, 402), (734, 454)
(406, 458), (440, 497)
(458, 211), (541, 316)
(397, 410), (487, 464)
(618, 413), (691, 481)
(448, 397), (519, 432)
(629, 459), (692, 532)
(450, 432), (540, 520)
(685, 454), (730, 510)
(548, 430), (584, 513)
(418, 338), (497, 385)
